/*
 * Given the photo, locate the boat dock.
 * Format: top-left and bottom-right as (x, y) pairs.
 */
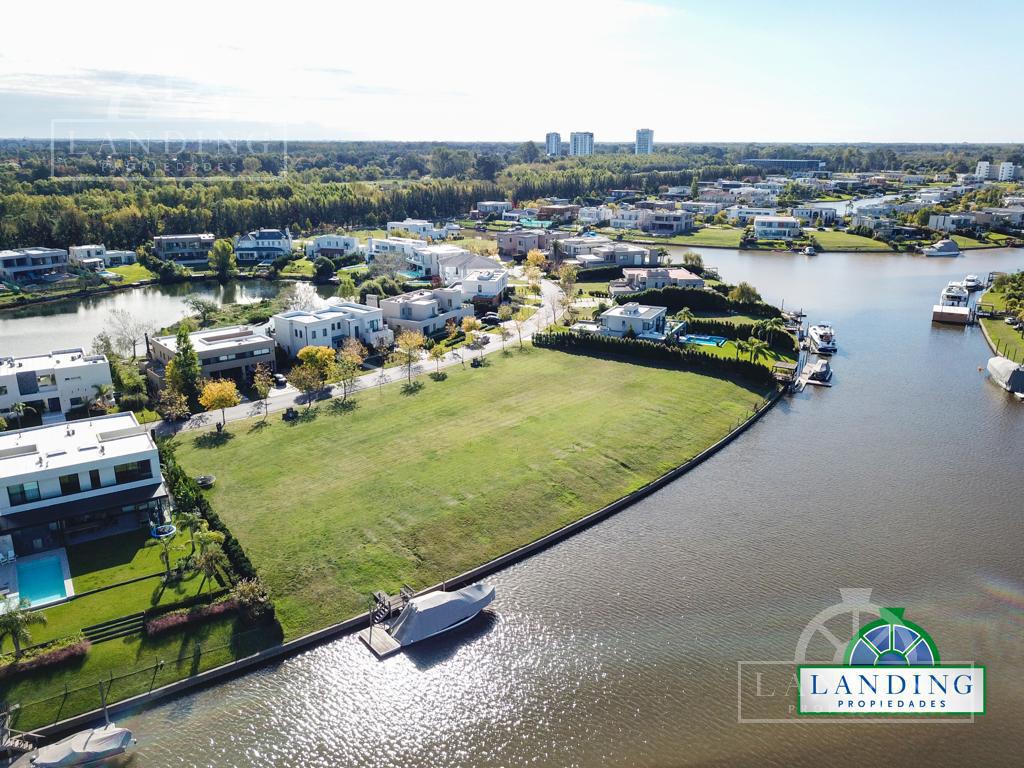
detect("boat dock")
(356, 589), (410, 659)
(357, 625), (402, 658)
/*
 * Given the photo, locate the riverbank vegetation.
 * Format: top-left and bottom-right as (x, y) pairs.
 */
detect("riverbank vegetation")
(981, 272), (1024, 362)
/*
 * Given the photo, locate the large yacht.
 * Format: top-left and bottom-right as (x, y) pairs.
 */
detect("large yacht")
(808, 323), (837, 355)
(940, 281), (969, 307)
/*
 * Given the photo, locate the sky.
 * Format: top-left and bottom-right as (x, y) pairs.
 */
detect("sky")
(1, 0), (1022, 144)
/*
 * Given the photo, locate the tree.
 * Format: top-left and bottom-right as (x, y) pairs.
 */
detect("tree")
(159, 535), (175, 580)
(336, 274), (357, 300)
(194, 521), (225, 555)
(9, 402), (35, 429)
(395, 329), (426, 383)
(183, 295), (220, 326)
(497, 325), (512, 351)
(558, 263), (578, 299)
(511, 307), (530, 350)
(167, 325), (202, 406)
(747, 337), (769, 365)
(728, 281), (762, 303)
(297, 345), (337, 396)
(337, 338), (367, 401)
(690, 171), (700, 198)
(231, 577), (272, 622)
(89, 383), (114, 413)
(195, 542), (228, 592)
(108, 308), (150, 359)
(313, 256), (335, 283)
(207, 238), (237, 280)
(177, 509), (203, 552)
(284, 282), (324, 312)
(734, 338), (751, 360)
(497, 304), (514, 351)
(157, 386), (190, 421)
(252, 363), (274, 421)
(521, 140), (541, 163)
(0, 416), (6, 432)
(0, 598), (47, 657)
(525, 249), (546, 271)
(199, 379), (241, 427)
(428, 343), (446, 374)
(681, 250), (704, 270)
(675, 306), (695, 333)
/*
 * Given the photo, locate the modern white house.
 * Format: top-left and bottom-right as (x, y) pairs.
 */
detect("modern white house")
(365, 236), (425, 263)
(304, 234), (361, 259)
(609, 208), (654, 230)
(583, 243), (661, 268)
(635, 128), (654, 155)
(577, 205), (614, 225)
(791, 207), (838, 226)
(647, 210), (694, 235)
(0, 412), (170, 557)
(386, 219), (460, 240)
(726, 206), (777, 225)
(753, 216), (802, 240)
(272, 299), (393, 357)
(928, 213), (977, 232)
(234, 228), (293, 265)
(376, 287), (473, 336)
(678, 201), (724, 216)
(423, 247), (500, 283)
(557, 236), (614, 258)
(453, 269), (509, 306)
(69, 245), (137, 268)
(475, 201), (513, 216)
(599, 303), (668, 340)
(149, 325), (276, 384)
(609, 267), (705, 297)
(0, 247), (69, 283)
(153, 233), (215, 266)
(0, 350), (113, 423)
(545, 132), (562, 156)
(569, 132), (594, 156)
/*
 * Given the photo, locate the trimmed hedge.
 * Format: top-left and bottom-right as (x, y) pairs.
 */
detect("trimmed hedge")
(144, 587), (231, 620)
(685, 319), (797, 354)
(615, 286), (781, 318)
(0, 634), (90, 679)
(532, 331), (775, 387)
(145, 598), (238, 637)
(575, 265), (624, 282)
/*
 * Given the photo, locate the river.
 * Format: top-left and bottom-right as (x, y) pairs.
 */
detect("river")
(102, 249), (1024, 765)
(0, 280), (339, 359)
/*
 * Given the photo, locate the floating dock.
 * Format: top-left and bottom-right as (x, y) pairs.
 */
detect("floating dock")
(357, 626), (402, 658)
(931, 305), (974, 325)
(357, 589), (409, 659)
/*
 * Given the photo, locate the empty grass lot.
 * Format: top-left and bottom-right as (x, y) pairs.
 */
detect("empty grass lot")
(174, 348), (769, 638)
(810, 230), (891, 252)
(107, 263), (156, 282)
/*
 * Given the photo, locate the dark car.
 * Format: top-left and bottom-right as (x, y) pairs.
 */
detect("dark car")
(274, 373), (287, 387)
(481, 312), (501, 324)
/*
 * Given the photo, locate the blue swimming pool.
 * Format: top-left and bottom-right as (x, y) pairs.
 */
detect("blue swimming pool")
(681, 334), (728, 347)
(16, 555), (68, 607)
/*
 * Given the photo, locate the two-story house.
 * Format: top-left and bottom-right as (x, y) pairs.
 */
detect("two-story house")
(272, 300), (393, 357)
(376, 287), (472, 336)
(234, 228), (293, 265)
(1, 350), (114, 423)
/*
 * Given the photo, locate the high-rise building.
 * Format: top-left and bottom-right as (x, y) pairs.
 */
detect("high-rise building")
(975, 160), (991, 179)
(569, 132), (594, 157)
(998, 161), (1016, 181)
(635, 128), (654, 155)
(545, 132), (562, 156)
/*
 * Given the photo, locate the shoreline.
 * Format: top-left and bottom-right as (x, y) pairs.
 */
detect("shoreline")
(30, 383), (785, 741)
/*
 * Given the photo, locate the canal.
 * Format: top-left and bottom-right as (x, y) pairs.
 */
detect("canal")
(114, 249), (1024, 766)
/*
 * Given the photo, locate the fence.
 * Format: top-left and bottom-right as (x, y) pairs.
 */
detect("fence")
(4, 625), (277, 734)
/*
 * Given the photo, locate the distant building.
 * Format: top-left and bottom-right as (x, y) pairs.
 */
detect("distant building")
(569, 132), (594, 156)
(743, 158), (826, 172)
(149, 325), (275, 383)
(577, 205), (614, 225)
(726, 206), (777, 225)
(153, 234), (215, 267)
(609, 267), (704, 297)
(678, 201), (724, 216)
(609, 208), (653, 230)
(475, 201), (513, 216)
(791, 207), (838, 226)
(68, 245), (136, 269)
(753, 216), (802, 240)
(545, 132), (562, 156)
(0, 247), (69, 283)
(304, 234), (361, 259)
(928, 213), (977, 232)
(495, 229), (568, 257)
(272, 301), (392, 356)
(1, 349), (113, 422)
(647, 210), (694, 235)
(452, 269), (510, 307)
(975, 161), (991, 179)
(537, 204), (580, 222)
(635, 128), (654, 155)
(998, 162), (1017, 181)
(386, 219), (458, 240)
(234, 228), (292, 265)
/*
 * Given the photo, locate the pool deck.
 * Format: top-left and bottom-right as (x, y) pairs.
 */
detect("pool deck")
(3, 548), (75, 609)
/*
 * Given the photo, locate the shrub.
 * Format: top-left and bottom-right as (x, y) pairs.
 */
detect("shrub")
(575, 265), (624, 282)
(231, 578), (274, 622)
(117, 392), (150, 412)
(144, 598), (239, 637)
(0, 634), (90, 679)
(685, 319), (797, 354)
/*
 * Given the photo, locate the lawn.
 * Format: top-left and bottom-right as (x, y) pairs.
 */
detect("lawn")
(281, 258), (315, 276)
(601, 226), (743, 248)
(106, 263), (156, 282)
(980, 287), (1024, 362)
(810, 230), (891, 252)
(951, 234), (1000, 250)
(172, 348), (769, 638)
(67, 530), (169, 593)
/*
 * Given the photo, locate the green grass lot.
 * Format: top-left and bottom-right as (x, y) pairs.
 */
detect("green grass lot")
(951, 234), (1000, 250)
(981, 288), (1024, 362)
(809, 230), (892, 252)
(576, 281), (609, 297)
(681, 339), (796, 366)
(281, 258), (315, 276)
(601, 226), (743, 248)
(106, 263), (156, 282)
(348, 228), (387, 242)
(172, 348), (770, 639)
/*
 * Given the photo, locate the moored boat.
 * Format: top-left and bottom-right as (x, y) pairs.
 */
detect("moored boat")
(939, 281), (969, 307)
(986, 356), (1024, 395)
(809, 359), (833, 382)
(963, 274), (983, 291)
(808, 323), (837, 355)
(387, 583), (495, 647)
(921, 238), (960, 257)
(11, 724), (134, 767)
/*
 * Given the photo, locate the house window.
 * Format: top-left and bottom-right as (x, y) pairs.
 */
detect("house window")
(114, 459), (153, 484)
(0, 386), (6, 395)
(89, 469), (102, 489)
(59, 473), (82, 495)
(7, 481), (41, 506)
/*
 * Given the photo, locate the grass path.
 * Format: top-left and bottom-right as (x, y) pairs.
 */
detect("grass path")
(175, 348), (769, 638)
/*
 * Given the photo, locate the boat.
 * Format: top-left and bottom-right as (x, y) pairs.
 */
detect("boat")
(939, 281), (969, 307)
(11, 724), (134, 767)
(921, 239), (960, 257)
(801, 246), (816, 256)
(986, 356), (1024, 395)
(963, 274), (983, 291)
(808, 359), (833, 382)
(808, 323), (837, 355)
(387, 583), (495, 647)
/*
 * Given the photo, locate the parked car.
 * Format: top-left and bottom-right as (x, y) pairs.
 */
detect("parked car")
(481, 312), (501, 324)
(274, 373), (288, 387)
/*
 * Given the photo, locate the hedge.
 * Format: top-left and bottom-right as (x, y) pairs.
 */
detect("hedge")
(0, 634), (90, 679)
(532, 331), (775, 387)
(614, 286), (781, 318)
(143, 587), (231, 620)
(145, 598), (239, 637)
(685, 319), (797, 354)
(575, 265), (624, 282)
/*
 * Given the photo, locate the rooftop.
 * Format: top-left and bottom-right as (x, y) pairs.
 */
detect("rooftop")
(0, 348), (108, 373)
(602, 302), (666, 320)
(152, 325), (272, 353)
(0, 247), (67, 259)
(0, 412), (154, 478)
(275, 300), (382, 324)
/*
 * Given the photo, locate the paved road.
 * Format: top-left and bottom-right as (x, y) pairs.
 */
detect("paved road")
(154, 277), (563, 437)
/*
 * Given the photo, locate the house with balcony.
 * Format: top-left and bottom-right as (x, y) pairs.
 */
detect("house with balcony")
(598, 303), (668, 340)
(452, 269), (509, 307)
(726, 206), (777, 225)
(0, 247), (69, 284)
(474, 201), (513, 217)
(609, 208), (653, 231)
(609, 267), (705, 297)
(386, 219), (459, 240)
(376, 287), (473, 336)
(149, 325), (276, 384)
(272, 300), (393, 357)
(928, 213), (978, 233)
(153, 233), (215, 267)
(69, 244), (136, 269)
(496, 229), (568, 258)
(753, 216), (802, 240)
(647, 210), (694, 235)
(791, 207), (838, 226)
(577, 206), (614, 225)
(0, 412), (170, 557)
(1, 349), (113, 424)
(234, 228), (293, 265)
(304, 234), (361, 259)
(679, 201), (724, 217)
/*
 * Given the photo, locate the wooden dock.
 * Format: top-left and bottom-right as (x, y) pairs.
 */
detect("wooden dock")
(356, 589), (411, 658)
(357, 625), (402, 658)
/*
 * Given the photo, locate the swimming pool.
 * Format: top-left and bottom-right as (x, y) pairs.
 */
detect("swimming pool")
(681, 334), (728, 347)
(16, 554), (68, 607)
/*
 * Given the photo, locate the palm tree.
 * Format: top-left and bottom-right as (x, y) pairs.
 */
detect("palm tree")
(178, 510), (203, 553)
(194, 522), (225, 555)
(0, 598), (47, 657)
(733, 338), (751, 360)
(90, 383), (114, 413)
(761, 317), (786, 340)
(676, 307), (695, 333)
(195, 543), (228, 592)
(9, 402), (35, 429)
(747, 337), (770, 365)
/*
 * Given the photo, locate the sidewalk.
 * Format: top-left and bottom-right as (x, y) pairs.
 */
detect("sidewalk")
(154, 277), (563, 437)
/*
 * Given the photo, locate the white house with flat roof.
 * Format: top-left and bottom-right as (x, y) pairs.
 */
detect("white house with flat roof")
(0, 247), (69, 283)
(153, 233), (215, 266)
(791, 207), (838, 226)
(69, 244), (136, 268)
(386, 219), (459, 240)
(726, 206), (777, 225)
(453, 269), (509, 306)
(1, 349), (113, 423)
(609, 267), (705, 297)
(304, 234), (361, 259)
(0, 412), (169, 557)
(753, 216), (802, 240)
(377, 287), (472, 336)
(599, 303), (668, 340)
(475, 201), (513, 216)
(610, 208), (653, 231)
(272, 300), (393, 357)
(149, 325), (276, 383)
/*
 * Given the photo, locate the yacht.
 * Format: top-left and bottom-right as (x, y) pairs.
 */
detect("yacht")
(963, 274), (983, 291)
(11, 724), (134, 767)
(940, 281), (969, 307)
(801, 246), (816, 256)
(808, 323), (837, 355)
(387, 583), (495, 646)
(921, 238), (960, 257)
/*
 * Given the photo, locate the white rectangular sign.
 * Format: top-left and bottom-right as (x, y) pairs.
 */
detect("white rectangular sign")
(798, 666), (985, 715)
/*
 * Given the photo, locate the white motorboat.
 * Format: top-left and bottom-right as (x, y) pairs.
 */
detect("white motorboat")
(808, 323), (837, 355)
(939, 281), (969, 307)
(809, 359), (833, 382)
(387, 583), (495, 646)
(963, 274), (983, 291)
(11, 724), (134, 767)
(801, 246), (816, 256)
(986, 356), (1024, 395)
(921, 238), (960, 257)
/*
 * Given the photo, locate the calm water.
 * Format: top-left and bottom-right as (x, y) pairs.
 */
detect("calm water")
(0, 281), (298, 358)
(112, 248), (1022, 766)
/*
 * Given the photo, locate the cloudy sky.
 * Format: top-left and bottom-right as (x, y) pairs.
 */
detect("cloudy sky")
(2, 0), (1021, 143)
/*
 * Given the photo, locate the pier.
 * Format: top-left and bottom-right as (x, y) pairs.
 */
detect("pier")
(356, 589), (410, 659)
